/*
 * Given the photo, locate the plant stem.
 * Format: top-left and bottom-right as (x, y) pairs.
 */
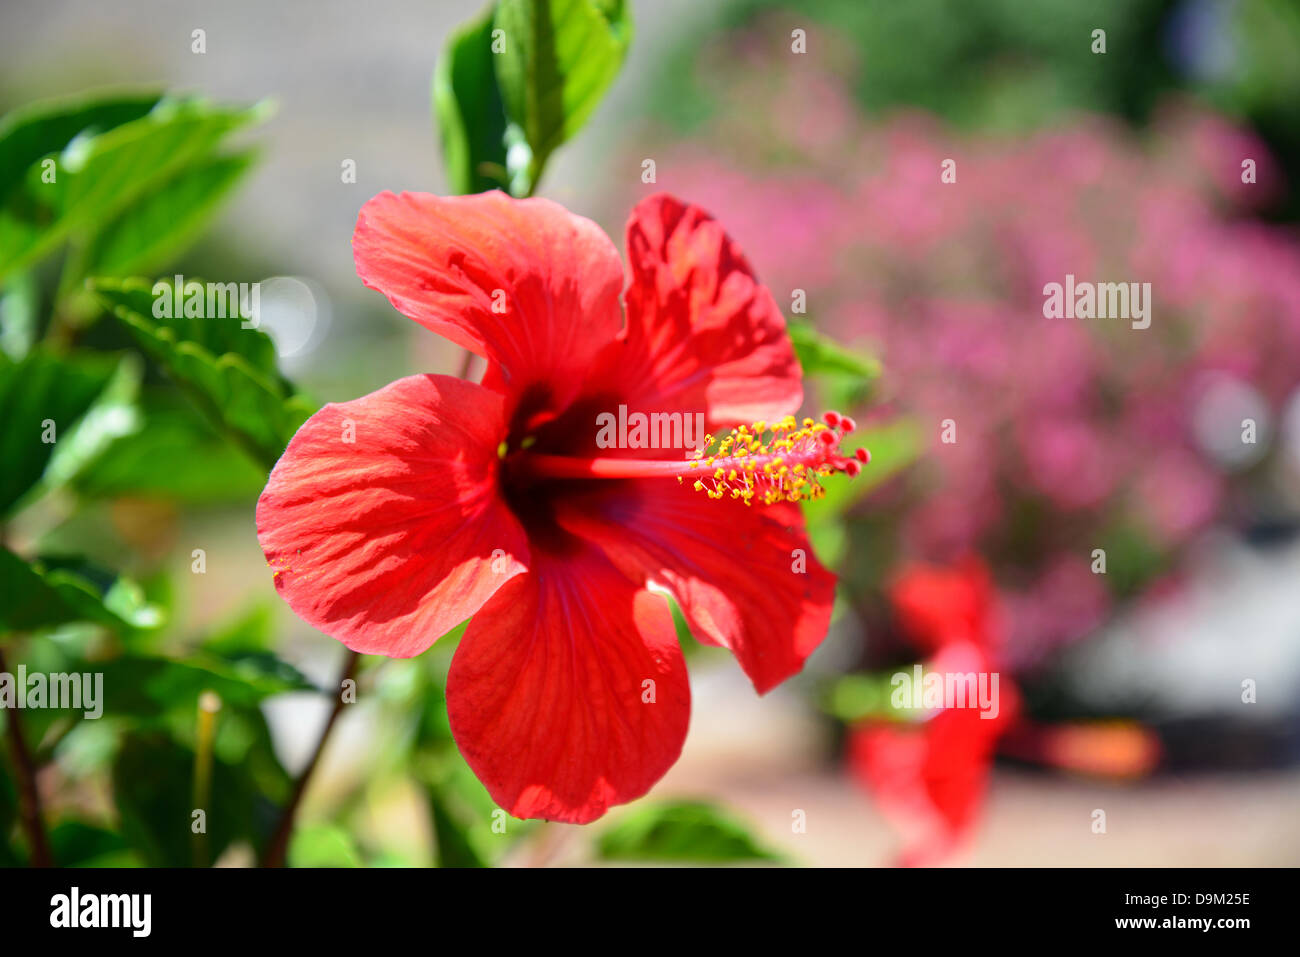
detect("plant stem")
(0, 646), (53, 867)
(456, 347), (476, 380)
(191, 691), (221, 867)
(259, 649), (361, 867)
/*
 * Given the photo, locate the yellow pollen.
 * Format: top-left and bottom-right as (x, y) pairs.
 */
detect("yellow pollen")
(681, 414), (865, 506)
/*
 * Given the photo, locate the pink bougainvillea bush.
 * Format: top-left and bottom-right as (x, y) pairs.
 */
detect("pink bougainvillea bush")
(626, 28), (1300, 667)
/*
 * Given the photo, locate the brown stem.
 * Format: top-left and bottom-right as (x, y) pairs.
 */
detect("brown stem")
(0, 646), (53, 867)
(259, 649), (361, 867)
(456, 348), (476, 380)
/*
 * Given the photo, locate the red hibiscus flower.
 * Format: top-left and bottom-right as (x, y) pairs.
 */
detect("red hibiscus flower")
(849, 558), (1016, 865)
(849, 557), (1159, 864)
(257, 191), (865, 823)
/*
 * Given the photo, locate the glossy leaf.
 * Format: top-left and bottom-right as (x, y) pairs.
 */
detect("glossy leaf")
(0, 547), (163, 634)
(73, 390), (266, 503)
(94, 653), (315, 719)
(0, 271), (39, 359)
(433, 7), (510, 195)
(78, 150), (258, 280)
(0, 96), (267, 283)
(89, 277), (316, 469)
(0, 348), (121, 516)
(493, 0), (632, 194)
(0, 91), (162, 207)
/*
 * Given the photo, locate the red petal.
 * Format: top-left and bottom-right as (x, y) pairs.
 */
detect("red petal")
(585, 193), (802, 428)
(447, 545), (689, 824)
(556, 480), (835, 694)
(849, 644), (1019, 865)
(889, 556), (998, 653)
(256, 374), (529, 657)
(352, 191), (624, 416)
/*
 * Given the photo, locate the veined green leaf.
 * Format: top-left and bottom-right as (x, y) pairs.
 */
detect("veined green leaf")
(0, 96), (268, 283)
(89, 277), (315, 469)
(493, 0), (632, 195)
(77, 150), (258, 280)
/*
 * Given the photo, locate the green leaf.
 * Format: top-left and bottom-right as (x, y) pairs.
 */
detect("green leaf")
(0, 96), (268, 283)
(822, 671), (918, 723)
(0, 547), (164, 633)
(0, 348), (120, 516)
(0, 763), (21, 866)
(0, 271), (40, 359)
(50, 820), (135, 867)
(94, 653), (314, 720)
(89, 276), (315, 469)
(597, 800), (781, 864)
(112, 731), (274, 866)
(428, 779), (489, 868)
(72, 389), (266, 503)
(787, 319), (882, 405)
(434, 7), (511, 195)
(493, 0), (632, 195)
(804, 418), (922, 567)
(288, 823), (363, 868)
(0, 91), (163, 207)
(77, 151), (257, 281)
(38, 352), (142, 497)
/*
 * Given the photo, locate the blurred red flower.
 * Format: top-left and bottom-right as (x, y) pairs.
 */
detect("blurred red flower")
(850, 558), (1018, 865)
(851, 557), (1159, 864)
(257, 191), (862, 823)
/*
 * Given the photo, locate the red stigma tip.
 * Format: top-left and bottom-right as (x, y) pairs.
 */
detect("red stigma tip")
(823, 411), (841, 427)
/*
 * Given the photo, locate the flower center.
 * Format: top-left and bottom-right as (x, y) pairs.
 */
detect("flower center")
(508, 412), (867, 506)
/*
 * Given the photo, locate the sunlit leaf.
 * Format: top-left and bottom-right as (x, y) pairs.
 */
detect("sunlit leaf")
(0, 270), (40, 359)
(597, 800), (781, 864)
(0, 547), (163, 634)
(288, 823), (362, 868)
(89, 277), (316, 469)
(787, 320), (881, 378)
(0, 96), (268, 283)
(493, 0), (632, 194)
(0, 91), (162, 207)
(77, 150), (258, 280)
(72, 390), (265, 503)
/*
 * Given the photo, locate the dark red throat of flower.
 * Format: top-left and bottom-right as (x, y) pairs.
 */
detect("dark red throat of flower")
(509, 411), (869, 506)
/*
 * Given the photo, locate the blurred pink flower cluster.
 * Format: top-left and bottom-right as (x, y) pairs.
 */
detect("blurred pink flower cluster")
(625, 29), (1300, 665)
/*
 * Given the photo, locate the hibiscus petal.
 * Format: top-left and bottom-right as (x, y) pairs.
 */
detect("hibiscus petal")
(849, 643), (1019, 866)
(590, 193), (802, 427)
(446, 545), (689, 824)
(556, 480), (835, 694)
(256, 374), (529, 657)
(352, 190), (624, 416)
